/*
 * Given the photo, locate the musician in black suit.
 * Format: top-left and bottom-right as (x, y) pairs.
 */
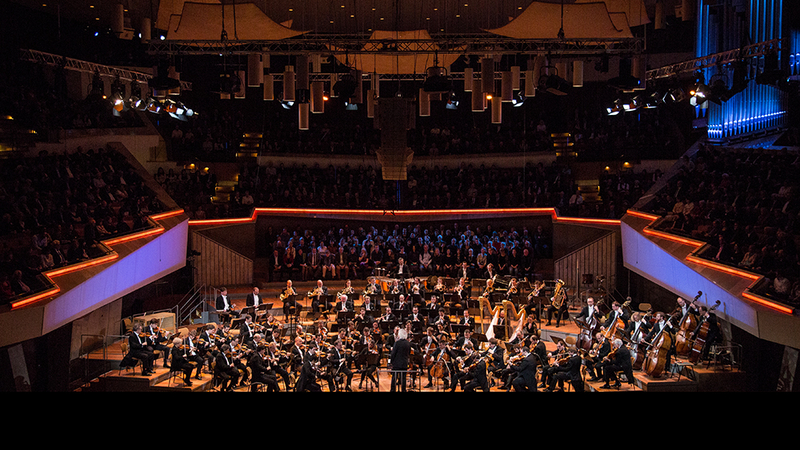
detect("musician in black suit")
(546, 284), (569, 328)
(327, 340), (354, 392)
(644, 311), (677, 369)
(334, 293), (353, 313)
(511, 347), (539, 392)
(463, 352), (490, 392)
(295, 348), (322, 392)
(388, 279), (406, 296)
(390, 329), (412, 392)
(309, 279), (329, 313)
(546, 346), (584, 392)
(575, 297), (602, 329)
(602, 301), (629, 329)
(455, 329), (478, 350)
(214, 344), (240, 391)
(246, 286), (263, 307)
(450, 343), (479, 392)
(380, 306), (398, 324)
(215, 287), (239, 319)
(239, 314), (257, 348)
(170, 337), (197, 386)
(691, 305), (721, 361)
(127, 324), (155, 375)
(459, 309), (475, 331)
(248, 345), (279, 392)
(145, 319), (171, 368)
(624, 312), (652, 343)
(600, 339), (633, 389)
(281, 280), (299, 316)
(484, 337), (505, 380)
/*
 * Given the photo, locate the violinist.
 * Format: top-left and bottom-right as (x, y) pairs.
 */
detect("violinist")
(510, 346), (539, 392)
(433, 308), (450, 330)
(545, 346), (584, 393)
(463, 349), (490, 392)
(145, 319), (171, 368)
(295, 347), (322, 392)
(226, 336), (250, 386)
(127, 324), (156, 375)
(198, 324), (219, 370)
(248, 345), (279, 392)
(540, 339), (567, 389)
(691, 305), (721, 361)
(268, 342), (292, 391)
(239, 314), (257, 348)
(290, 336), (307, 374)
(449, 342), (479, 392)
(584, 332), (611, 382)
(182, 330), (205, 380)
(171, 337), (197, 386)
(599, 339), (632, 389)
(358, 340), (381, 390)
(214, 344), (240, 392)
(327, 340), (354, 391)
(484, 337), (505, 382)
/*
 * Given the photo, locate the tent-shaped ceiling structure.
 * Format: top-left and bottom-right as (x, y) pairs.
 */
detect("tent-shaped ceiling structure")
(575, 0), (651, 28)
(331, 30), (462, 75)
(156, 0), (220, 32)
(485, 1), (634, 40)
(165, 2), (306, 41)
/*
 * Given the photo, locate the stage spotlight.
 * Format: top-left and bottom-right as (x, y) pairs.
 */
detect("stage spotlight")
(333, 73), (357, 99)
(423, 65), (452, 94)
(511, 91), (525, 107)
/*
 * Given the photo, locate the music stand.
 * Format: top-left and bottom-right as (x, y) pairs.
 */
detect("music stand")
(472, 332), (488, 349)
(451, 324), (471, 337)
(337, 311), (355, 325)
(240, 306), (256, 319)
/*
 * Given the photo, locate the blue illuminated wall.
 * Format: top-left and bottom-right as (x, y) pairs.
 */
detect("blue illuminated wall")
(696, 0), (788, 139)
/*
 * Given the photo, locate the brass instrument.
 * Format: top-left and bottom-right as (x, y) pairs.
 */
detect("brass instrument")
(551, 279), (566, 309)
(308, 286), (323, 298)
(280, 287), (297, 301)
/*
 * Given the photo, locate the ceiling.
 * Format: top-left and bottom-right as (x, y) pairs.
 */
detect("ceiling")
(11, 0), (674, 37)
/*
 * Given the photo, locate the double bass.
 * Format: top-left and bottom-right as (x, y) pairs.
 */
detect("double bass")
(674, 291), (702, 357)
(642, 313), (677, 378)
(688, 300), (721, 364)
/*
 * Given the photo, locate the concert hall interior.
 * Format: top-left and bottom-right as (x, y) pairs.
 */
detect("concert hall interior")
(2, 0), (800, 393)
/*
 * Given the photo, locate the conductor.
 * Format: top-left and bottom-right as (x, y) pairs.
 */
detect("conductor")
(390, 328), (411, 392)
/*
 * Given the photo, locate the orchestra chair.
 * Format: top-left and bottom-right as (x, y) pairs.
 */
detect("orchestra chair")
(250, 381), (265, 392)
(167, 364), (184, 388)
(118, 341), (143, 376)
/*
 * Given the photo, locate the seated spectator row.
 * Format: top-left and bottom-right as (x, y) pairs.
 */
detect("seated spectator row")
(0, 146), (166, 305)
(263, 222), (552, 284)
(643, 144), (800, 306)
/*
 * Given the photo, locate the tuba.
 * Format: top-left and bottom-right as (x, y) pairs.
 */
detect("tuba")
(551, 279), (566, 309)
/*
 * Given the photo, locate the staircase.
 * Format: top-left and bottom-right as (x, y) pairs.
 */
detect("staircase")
(236, 132), (262, 159)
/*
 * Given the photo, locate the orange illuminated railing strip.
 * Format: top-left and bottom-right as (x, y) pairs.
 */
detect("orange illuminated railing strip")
(10, 287), (61, 309)
(742, 292), (795, 314)
(9, 208), (186, 310)
(102, 227), (164, 246)
(626, 208), (794, 315)
(642, 228), (705, 247)
(188, 207), (623, 226)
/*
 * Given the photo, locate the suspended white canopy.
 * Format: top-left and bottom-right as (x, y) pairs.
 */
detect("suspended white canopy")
(331, 30), (463, 75)
(165, 2), (307, 41)
(485, 1), (634, 40)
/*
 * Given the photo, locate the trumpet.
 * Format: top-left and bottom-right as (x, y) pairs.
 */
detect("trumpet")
(308, 286), (323, 298)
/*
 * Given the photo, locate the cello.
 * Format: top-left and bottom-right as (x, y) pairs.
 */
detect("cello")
(674, 291), (702, 357)
(688, 300), (721, 364)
